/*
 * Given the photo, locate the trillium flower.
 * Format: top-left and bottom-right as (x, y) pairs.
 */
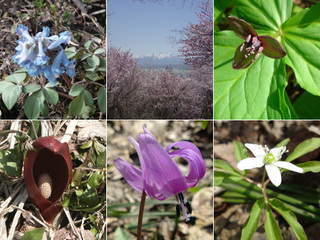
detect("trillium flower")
(114, 125), (206, 221)
(228, 17), (287, 69)
(237, 143), (303, 187)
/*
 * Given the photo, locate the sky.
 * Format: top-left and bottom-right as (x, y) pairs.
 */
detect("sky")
(107, 0), (203, 57)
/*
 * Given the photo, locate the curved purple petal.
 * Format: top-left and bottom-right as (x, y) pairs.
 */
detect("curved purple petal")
(138, 125), (188, 199)
(259, 36), (286, 59)
(114, 157), (144, 193)
(228, 17), (258, 40)
(165, 141), (206, 188)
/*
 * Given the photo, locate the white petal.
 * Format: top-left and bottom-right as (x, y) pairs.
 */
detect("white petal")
(270, 147), (286, 160)
(245, 143), (267, 159)
(237, 158), (264, 170)
(273, 161), (303, 173)
(265, 164), (281, 187)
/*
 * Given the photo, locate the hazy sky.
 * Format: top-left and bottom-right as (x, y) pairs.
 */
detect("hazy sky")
(107, 0), (203, 57)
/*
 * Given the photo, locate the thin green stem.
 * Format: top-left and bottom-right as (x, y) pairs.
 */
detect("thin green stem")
(137, 190), (146, 240)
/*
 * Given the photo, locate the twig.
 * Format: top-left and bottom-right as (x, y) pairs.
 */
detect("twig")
(62, 73), (73, 89)
(74, 80), (105, 88)
(57, 91), (74, 100)
(31, 121), (38, 139)
(63, 206), (82, 240)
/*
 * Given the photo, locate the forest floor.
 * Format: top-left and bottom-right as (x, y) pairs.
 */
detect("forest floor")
(214, 121), (320, 240)
(107, 121), (213, 240)
(0, 0), (106, 119)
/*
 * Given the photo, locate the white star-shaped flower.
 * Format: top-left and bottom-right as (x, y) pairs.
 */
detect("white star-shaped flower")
(237, 143), (303, 187)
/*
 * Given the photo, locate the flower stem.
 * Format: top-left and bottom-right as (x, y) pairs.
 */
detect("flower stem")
(62, 73), (73, 89)
(261, 168), (269, 203)
(137, 190), (146, 240)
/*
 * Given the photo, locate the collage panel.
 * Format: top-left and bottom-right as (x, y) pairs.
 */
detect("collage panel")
(214, 0), (320, 120)
(107, 0), (213, 119)
(0, 120), (106, 239)
(0, 1), (106, 120)
(107, 121), (213, 239)
(214, 121), (320, 239)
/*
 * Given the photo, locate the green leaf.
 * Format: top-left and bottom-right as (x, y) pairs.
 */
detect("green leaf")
(0, 151), (19, 177)
(24, 91), (44, 119)
(294, 92), (320, 119)
(214, 31), (295, 119)
(234, 0), (292, 31)
(69, 94), (85, 116)
(265, 204), (282, 240)
(241, 198), (265, 240)
(296, 161), (320, 173)
(214, 171), (243, 186)
(269, 198), (307, 240)
(64, 47), (77, 58)
(2, 84), (22, 110)
(275, 138), (290, 148)
(233, 141), (248, 162)
(214, 0), (234, 23)
(81, 52), (92, 61)
(42, 87), (59, 105)
(5, 73), (27, 84)
(0, 81), (14, 93)
(20, 227), (45, 240)
(23, 84), (41, 93)
(94, 48), (105, 55)
(285, 138), (320, 163)
(98, 87), (106, 113)
(88, 172), (103, 188)
(84, 40), (92, 50)
(282, 2), (320, 96)
(82, 90), (94, 108)
(96, 150), (106, 169)
(214, 159), (242, 177)
(114, 227), (135, 240)
(88, 55), (100, 68)
(69, 84), (84, 97)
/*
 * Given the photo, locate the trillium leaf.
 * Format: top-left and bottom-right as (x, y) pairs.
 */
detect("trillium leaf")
(214, 31), (296, 119)
(234, 0), (292, 31)
(228, 17), (258, 39)
(293, 92), (320, 119)
(260, 36), (287, 59)
(281, 2), (320, 96)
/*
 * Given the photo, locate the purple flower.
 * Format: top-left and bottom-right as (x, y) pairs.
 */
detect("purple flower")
(228, 17), (287, 69)
(114, 125), (206, 221)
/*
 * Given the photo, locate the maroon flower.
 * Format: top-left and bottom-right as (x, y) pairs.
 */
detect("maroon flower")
(24, 136), (72, 223)
(228, 17), (287, 69)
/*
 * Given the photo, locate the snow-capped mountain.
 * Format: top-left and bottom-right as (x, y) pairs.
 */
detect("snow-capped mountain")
(137, 53), (184, 69)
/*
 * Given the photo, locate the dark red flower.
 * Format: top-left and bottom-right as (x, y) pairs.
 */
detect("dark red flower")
(24, 136), (72, 222)
(228, 17), (287, 69)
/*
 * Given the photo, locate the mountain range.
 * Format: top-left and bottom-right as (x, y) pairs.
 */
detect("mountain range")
(137, 53), (188, 70)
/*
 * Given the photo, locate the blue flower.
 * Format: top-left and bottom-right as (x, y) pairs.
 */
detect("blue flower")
(48, 31), (71, 50)
(12, 24), (76, 84)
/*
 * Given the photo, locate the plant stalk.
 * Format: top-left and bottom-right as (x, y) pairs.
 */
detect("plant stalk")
(137, 190), (146, 240)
